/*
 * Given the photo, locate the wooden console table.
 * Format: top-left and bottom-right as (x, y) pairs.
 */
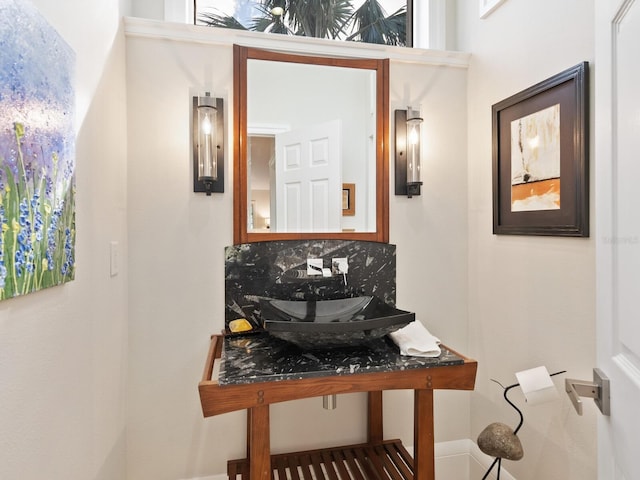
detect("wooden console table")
(199, 334), (477, 480)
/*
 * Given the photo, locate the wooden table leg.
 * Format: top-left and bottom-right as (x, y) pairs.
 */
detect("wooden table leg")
(367, 391), (383, 445)
(247, 405), (271, 480)
(414, 389), (435, 480)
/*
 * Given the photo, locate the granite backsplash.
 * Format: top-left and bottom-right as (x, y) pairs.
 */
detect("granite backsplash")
(224, 240), (397, 331)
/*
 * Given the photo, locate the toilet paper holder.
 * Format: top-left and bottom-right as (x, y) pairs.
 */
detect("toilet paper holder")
(565, 368), (610, 416)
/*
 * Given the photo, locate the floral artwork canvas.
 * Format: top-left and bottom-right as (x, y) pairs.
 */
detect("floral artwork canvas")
(0, 0), (76, 300)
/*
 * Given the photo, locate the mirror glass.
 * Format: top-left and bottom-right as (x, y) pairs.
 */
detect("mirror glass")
(233, 46), (389, 244)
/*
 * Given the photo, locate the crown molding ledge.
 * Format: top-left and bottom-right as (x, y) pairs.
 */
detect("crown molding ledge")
(123, 16), (470, 68)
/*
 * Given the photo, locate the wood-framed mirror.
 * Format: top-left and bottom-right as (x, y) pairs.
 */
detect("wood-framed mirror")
(233, 45), (389, 244)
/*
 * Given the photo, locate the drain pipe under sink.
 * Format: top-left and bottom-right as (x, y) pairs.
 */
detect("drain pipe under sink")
(323, 395), (337, 410)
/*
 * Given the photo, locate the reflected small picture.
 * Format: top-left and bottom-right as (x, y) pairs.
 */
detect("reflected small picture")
(510, 104), (560, 212)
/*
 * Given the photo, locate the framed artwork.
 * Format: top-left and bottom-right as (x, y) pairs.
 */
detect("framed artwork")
(342, 183), (355, 216)
(0, 0), (76, 300)
(492, 62), (589, 237)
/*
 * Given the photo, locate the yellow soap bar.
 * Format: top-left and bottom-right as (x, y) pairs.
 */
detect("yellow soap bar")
(229, 318), (252, 333)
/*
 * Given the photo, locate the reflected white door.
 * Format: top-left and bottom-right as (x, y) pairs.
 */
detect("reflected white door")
(596, 1), (640, 479)
(275, 120), (342, 232)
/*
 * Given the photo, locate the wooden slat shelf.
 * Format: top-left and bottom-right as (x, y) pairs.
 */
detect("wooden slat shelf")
(228, 439), (414, 480)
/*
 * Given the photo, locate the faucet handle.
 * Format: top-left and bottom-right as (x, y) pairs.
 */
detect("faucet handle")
(332, 257), (349, 275)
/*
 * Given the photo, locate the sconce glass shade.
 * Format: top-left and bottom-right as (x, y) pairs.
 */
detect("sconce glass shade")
(406, 108), (423, 188)
(197, 93), (218, 183)
(394, 106), (423, 198)
(193, 93), (224, 195)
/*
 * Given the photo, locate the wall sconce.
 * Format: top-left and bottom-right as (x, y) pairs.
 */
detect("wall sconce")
(394, 106), (423, 198)
(192, 92), (224, 195)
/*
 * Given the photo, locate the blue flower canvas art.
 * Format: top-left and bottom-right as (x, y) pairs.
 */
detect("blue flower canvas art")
(0, 0), (76, 300)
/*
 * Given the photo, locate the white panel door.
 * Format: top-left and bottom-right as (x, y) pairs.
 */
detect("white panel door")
(596, 1), (640, 479)
(275, 120), (342, 232)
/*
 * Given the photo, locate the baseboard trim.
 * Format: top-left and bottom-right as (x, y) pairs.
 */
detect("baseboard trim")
(180, 439), (515, 480)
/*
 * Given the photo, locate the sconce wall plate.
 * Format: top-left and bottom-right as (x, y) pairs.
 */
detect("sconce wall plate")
(394, 108), (423, 198)
(192, 95), (224, 194)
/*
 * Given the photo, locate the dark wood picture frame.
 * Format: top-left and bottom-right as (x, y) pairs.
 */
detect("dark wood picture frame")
(492, 62), (589, 236)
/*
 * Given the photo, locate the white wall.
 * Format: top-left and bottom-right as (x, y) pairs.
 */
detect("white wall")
(457, 1), (597, 479)
(124, 21), (469, 479)
(0, 0), (130, 479)
(390, 56), (470, 446)
(132, 0), (163, 20)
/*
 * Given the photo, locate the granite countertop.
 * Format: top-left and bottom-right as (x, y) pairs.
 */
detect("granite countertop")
(217, 332), (465, 385)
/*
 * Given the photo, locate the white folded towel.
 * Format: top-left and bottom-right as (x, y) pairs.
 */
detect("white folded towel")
(389, 321), (441, 357)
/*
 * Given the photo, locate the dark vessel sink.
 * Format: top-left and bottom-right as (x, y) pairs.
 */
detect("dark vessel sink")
(259, 296), (414, 349)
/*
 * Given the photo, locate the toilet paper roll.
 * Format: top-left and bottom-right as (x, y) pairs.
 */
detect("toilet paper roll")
(515, 366), (558, 405)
